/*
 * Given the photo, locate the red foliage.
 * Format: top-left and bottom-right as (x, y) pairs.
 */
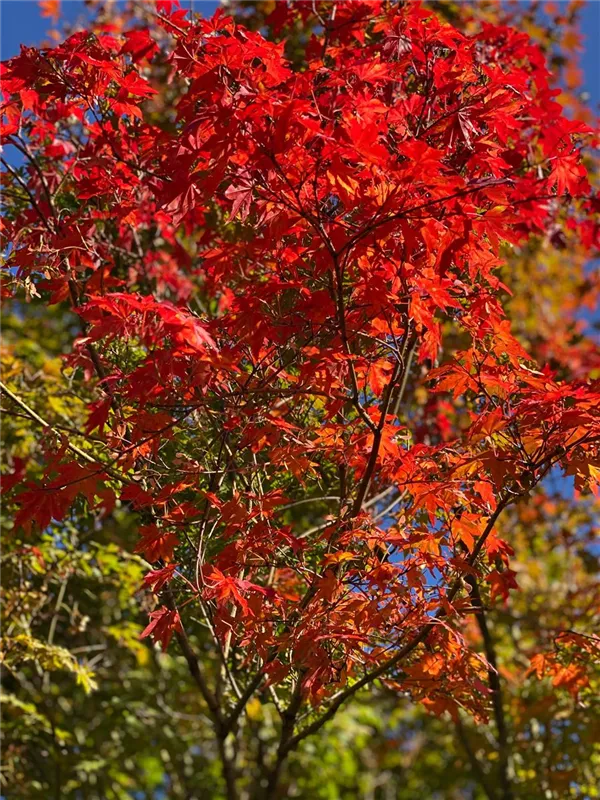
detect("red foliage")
(2, 0), (599, 722)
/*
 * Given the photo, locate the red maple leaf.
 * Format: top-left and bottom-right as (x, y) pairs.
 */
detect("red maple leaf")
(140, 607), (182, 651)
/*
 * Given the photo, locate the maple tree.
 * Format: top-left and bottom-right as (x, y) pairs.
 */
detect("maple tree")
(1, 1), (599, 798)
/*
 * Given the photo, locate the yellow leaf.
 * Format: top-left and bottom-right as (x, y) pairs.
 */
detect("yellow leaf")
(246, 697), (263, 721)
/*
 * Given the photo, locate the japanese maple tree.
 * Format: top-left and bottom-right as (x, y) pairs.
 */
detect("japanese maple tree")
(2, 1), (599, 798)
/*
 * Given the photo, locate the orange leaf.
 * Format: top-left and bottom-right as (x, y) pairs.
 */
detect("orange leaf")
(39, 0), (60, 22)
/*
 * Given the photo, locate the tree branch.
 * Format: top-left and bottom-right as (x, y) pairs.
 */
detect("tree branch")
(455, 716), (496, 800)
(264, 680), (304, 799)
(163, 590), (239, 798)
(283, 499), (510, 753)
(466, 576), (513, 800)
(0, 381), (119, 477)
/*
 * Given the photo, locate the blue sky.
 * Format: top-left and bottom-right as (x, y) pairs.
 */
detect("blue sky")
(580, 0), (600, 104)
(0, 1), (218, 56)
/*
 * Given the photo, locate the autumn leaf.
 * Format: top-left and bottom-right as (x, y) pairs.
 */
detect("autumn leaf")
(140, 607), (182, 651)
(39, 0), (60, 22)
